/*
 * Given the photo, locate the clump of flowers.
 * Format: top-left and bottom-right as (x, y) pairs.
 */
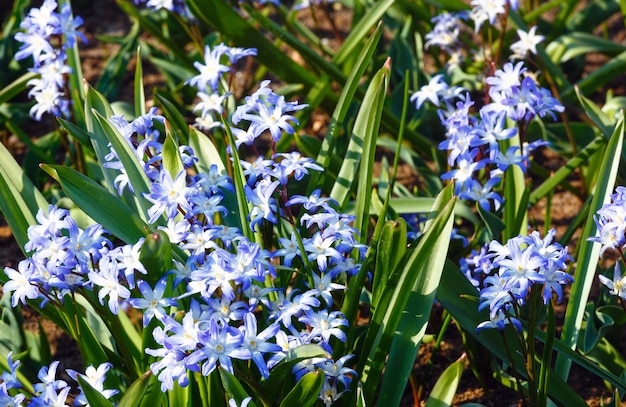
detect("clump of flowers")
(590, 186), (626, 302)
(14, 0), (86, 120)
(2, 42), (358, 405)
(460, 229), (573, 331)
(0, 353), (117, 406)
(412, 60), (562, 211)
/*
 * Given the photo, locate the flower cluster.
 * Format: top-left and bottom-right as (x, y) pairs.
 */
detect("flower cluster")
(589, 186), (626, 300)
(185, 43), (258, 131)
(461, 229), (573, 331)
(589, 186), (626, 258)
(411, 60), (562, 210)
(3, 205), (110, 307)
(14, 0), (85, 120)
(3, 68), (357, 406)
(0, 353), (116, 406)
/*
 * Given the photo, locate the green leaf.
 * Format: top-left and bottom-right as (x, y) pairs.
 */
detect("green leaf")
(222, 123), (252, 240)
(279, 371), (325, 407)
(563, 50), (626, 100)
(76, 376), (116, 407)
(92, 109), (152, 222)
(139, 230), (173, 285)
(119, 371), (153, 407)
(359, 183), (455, 404)
(155, 93), (190, 145)
(135, 45), (146, 117)
(581, 304), (626, 354)
(162, 125), (185, 179)
(0, 142), (48, 251)
(424, 354), (466, 407)
(529, 134), (607, 206)
(575, 86), (613, 138)
(0, 71), (37, 105)
(352, 60), (389, 241)
(263, 344), (329, 402)
(476, 204), (505, 241)
(546, 32), (626, 63)
(85, 84), (119, 191)
(188, 126), (226, 174)
(308, 23), (382, 195)
(555, 115), (624, 380)
(372, 218), (407, 310)
(219, 369), (257, 407)
(333, 0), (394, 66)
(40, 164), (149, 243)
(330, 61), (389, 210)
(57, 116), (92, 147)
(63, 296), (109, 368)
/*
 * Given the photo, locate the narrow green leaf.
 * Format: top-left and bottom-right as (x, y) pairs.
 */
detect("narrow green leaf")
(563, 50), (626, 100)
(262, 344), (329, 402)
(424, 354), (466, 407)
(309, 23), (382, 195)
(85, 84), (119, 192)
(538, 301), (556, 405)
(219, 369), (258, 407)
(155, 93), (190, 145)
(188, 127), (226, 173)
(373, 185), (456, 406)
(57, 116), (92, 147)
(546, 32), (626, 63)
(162, 125), (185, 179)
(63, 297), (109, 368)
(138, 374), (166, 407)
(476, 204), (505, 241)
(353, 60), (389, 241)
(119, 371), (153, 407)
(92, 109), (152, 222)
(135, 45), (146, 117)
(0, 71), (37, 105)
(330, 61), (388, 209)
(529, 134), (607, 206)
(222, 123), (252, 240)
(333, 0), (394, 66)
(0, 142), (48, 251)
(359, 184), (455, 404)
(40, 164), (149, 243)
(279, 371), (325, 407)
(372, 218), (407, 310)
(76, 376), (115, 407)
(575, 86), (613, 138)
(555, 115), (624, 380)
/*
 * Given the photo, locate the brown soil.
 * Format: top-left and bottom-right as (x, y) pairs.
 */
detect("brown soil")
(0, 0), (622, 405)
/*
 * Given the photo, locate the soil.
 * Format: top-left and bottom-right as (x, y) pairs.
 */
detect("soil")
(0, 0), (623, 405)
